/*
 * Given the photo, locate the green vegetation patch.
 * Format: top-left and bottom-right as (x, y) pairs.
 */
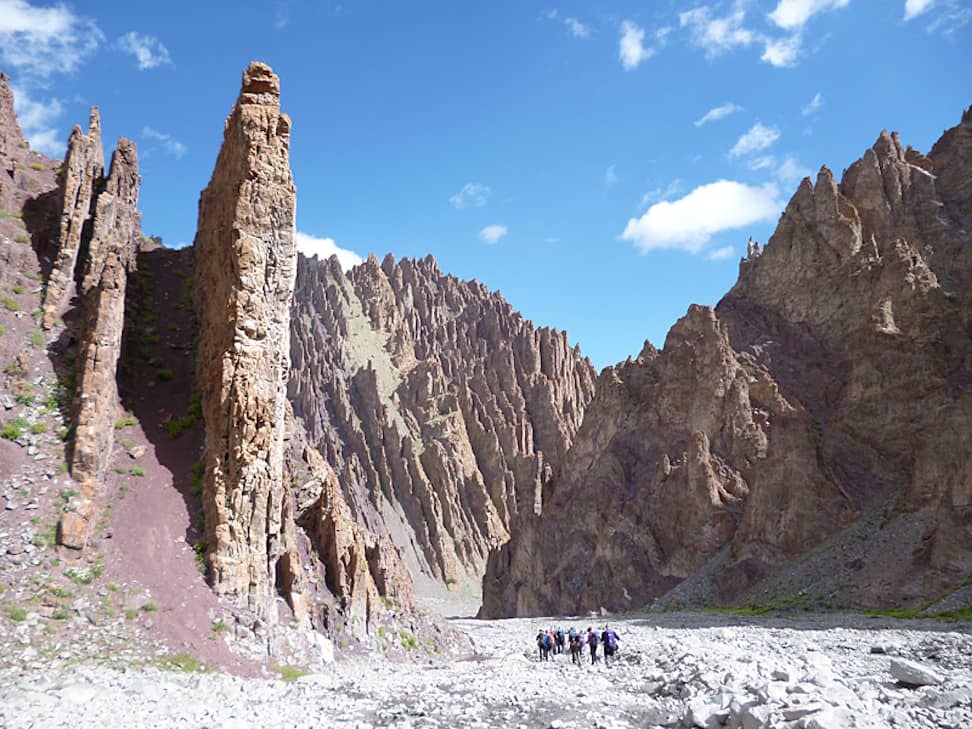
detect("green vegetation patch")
(1, 418), (29, 441)
(3, 605), (27, 622)
(114, 413), (138, 429)
(278, 665), (309, 682)
(2, 296), (20, 312)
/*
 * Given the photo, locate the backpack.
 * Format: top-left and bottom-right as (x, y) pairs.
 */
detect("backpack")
(587, 632), (597, 646)
(606, 630), (617, 650)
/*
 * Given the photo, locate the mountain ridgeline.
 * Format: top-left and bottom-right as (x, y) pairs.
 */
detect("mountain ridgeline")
(480, 109), (972, 618)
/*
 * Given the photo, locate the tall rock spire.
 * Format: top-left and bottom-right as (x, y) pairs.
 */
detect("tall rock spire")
(193, 62), (302, 620)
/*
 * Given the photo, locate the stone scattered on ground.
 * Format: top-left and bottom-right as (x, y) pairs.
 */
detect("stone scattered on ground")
(0, 612), (969, 729)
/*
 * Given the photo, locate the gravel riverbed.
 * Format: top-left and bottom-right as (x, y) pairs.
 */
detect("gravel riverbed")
(1, 612), (970, 728)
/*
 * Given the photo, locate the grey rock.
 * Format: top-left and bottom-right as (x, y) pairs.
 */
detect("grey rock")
(890, 658), (943, 687)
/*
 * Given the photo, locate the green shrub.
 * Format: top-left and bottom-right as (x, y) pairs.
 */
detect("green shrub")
(114, 465), (129, 474)
(1, 418), (28, 440)
(155, 368), (174, 381)
(0, 324), (5, 337)
(2, 296), (20, 311)
(278, 665), (308, 682)
(159, 652), (206, 673)
(27, 330), (44, 347)
(141, 601), (157, 613)
(3, 605), (27, 622)
(131, 466), (146, 477)
(11, 284), (24, 294)
(125, 608), (138, 620)
(30, 422), (48, 434)
(29, 162), (43, 171)
(14, 234), (28, 245)
(21, 270), (43, 282)
(115, 414), (137, 429)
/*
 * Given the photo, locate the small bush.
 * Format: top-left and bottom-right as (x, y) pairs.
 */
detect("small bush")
(115, 414), (138, 429)
(106, 582), (119, 592)
(29, 162), (43, 171)
(399, 630), (419, 651)
(155, 368), (174, 382)
(65, 567), (96, 585)
(278, 665), (308, 682)
(21, 270), (43, 282)
(131, 466), (146, 477)
(56, 461), (68, 474)
(2, 296), (20, 312)
(15, 393), (34, 406)
(160, 652), (206, 673)
(30, 422), (48, 434)
(125, 608), (139, 620)
(3, 605), (27, 622)
(27, 330), (44, 347)
(48, 585), (72, 599)
(1, 418), (29, 440)
(14, 234), (29, 245)
(114, 465), (129, 474)
(11, 284), (24, 294)
(211, 618), (229, 635)
(141, 601), (157, 613)
(0, 325), (5, 337)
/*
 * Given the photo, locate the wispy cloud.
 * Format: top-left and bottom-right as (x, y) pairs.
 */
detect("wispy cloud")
(640, 179), (683, 208)
(768, 0), (850, 30)
(142, 126), (187, 159)
(546, 9), (589, 38)
(274, 0), (290, 29)
(543, 236), (561, 244)
(0, 0), (103, 78)
(480, 224), (508, 245)
(12, 84), (63, 156)
(904, 0), (935, 20)
(707, 245), (736, 261)
(296, 231), (363, 272)
(694, 102), (744, 127)
(775, 156), (812, 185)
(621, 179), (782, 254)
(730, 122), (780, 158)
(619, 20), (669, 69)
(761, 33), (802, 67)
(679, 6), (756, 57)
(925, 1), (971, 36)
(801, 92), (824, 116)
(604, 164), (618, 187)
(450, 182), (491, 209)
(117, 31), (171, 70)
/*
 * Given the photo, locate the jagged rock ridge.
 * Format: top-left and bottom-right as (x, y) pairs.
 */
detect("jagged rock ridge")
(481, 108), (972, 617)
(289, 252), (596, 595)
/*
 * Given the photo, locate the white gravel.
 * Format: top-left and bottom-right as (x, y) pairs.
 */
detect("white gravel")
(1, 612), (970, 728)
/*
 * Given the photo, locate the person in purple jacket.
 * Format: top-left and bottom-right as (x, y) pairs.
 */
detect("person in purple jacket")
(586, 626), (599, 664)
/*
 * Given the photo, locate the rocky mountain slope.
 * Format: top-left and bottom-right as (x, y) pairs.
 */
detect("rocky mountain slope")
(481, 108), (972, 618)
(289, 251), (596, 600)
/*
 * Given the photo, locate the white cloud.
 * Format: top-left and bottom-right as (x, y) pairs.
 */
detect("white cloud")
(707, 245), (736, 261)
(694, 102), (743, 126)
(543, 236), (560, 243)
(761, 33), (803, 67)
(142, 126), (187, 159)
(604, 164), (618, 187)
(0, 0), (103, 78)
(680, 6), (756, 57)
(768, 0), (850, 30)
(621, 180), (782, 254)
(776, 156), (812, 185)
(274, 1), (290, 29)
(12, 85), (63, 156)
(117, 31), (171, 70)
(450, 182), (491, 209)
(904, 0), (935, 20)
(801, 91), (824, 116)
(479, 224), (508, 244)
(749, 155), (776, 171)
(640, 179), (683, 208)
(619, 20), (657, 70)
(925, 1), (971, 35)
(296, 231), (364, 272)
(729, 122), (781, 157)
(545, 9), (590, 38)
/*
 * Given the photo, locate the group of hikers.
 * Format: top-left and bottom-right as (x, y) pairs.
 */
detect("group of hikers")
(535, 625), (620, 667)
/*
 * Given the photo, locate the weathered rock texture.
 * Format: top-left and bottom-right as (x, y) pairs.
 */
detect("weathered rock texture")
(43, 109), (105, 329)
(0, 72), (26, 208)
(289, 252), (596, 595)
(193, 61), (307, 621)
(481, 108), (972, 617)
(41, 125), (143, 552)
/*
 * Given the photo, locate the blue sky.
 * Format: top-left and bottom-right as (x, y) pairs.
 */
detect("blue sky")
(2, 0), (970, 369)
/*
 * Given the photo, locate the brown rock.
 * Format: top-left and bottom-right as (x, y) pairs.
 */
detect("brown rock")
(193, 61), (301, 621)
(482, 106), (972, 617)
(43, 108), (105, 329)
(289, 251), (595, 596)
(57, 511), (89, 551)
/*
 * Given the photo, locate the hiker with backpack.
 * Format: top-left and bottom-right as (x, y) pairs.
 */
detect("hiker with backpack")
(568, 629), (583, 665)
(536, 629), (549, 661)
(601, 624), (619, 667)
(586, 626), (599, 664)
(554, 627), (565, 655)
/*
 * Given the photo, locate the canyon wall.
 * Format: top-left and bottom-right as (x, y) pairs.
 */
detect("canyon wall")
(481, 108), (972, 617)
(289, 252), (596, 594)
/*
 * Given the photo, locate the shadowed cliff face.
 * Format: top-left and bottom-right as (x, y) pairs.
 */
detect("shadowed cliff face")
(289, 252), (596, 596)
(481, 108), (972, 618)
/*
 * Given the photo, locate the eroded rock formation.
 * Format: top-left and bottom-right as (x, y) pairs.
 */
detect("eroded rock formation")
(482, 108), (972, 617)
(289, 252), (596, 594)
(193, 61), (304, 621)
(43, 109), (105, 329)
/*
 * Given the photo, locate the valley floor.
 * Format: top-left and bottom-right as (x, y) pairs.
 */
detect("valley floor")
(1, 611), (970, 728)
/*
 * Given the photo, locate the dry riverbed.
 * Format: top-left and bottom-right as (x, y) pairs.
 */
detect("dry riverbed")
(1, 611), (970, 728)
